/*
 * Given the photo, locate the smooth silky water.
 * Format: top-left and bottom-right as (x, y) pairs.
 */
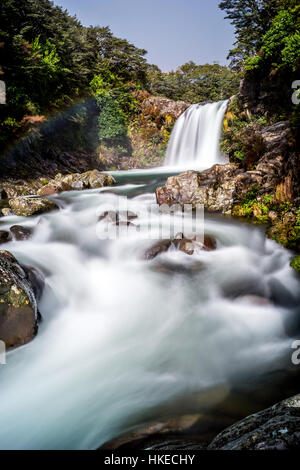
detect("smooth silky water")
(0, 102), (299, 449)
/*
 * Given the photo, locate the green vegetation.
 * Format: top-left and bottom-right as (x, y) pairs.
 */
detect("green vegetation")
(233, 194), (300, 250)
(0, 0), (148, 154)
(290, 256), (300, 271)
(147, 62), (240, 103)
(219, 0), (299, 70)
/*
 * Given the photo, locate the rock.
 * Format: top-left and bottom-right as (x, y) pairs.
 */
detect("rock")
(141, 96), (189, 120)
(202, 234), (217, 251)
(98, 211), (119, 223)
(0, 251), (39, 348)
(9, 197), (57, 217)
(144, 240), (172, 260)
(58, 170), (116, 190)
(174, 234), (217, 255)
(0, 231), (11, 245)
(10, 225), (33, 241)
(37, 183), (64, 196)
(37, 171), (116, 195)
(178, 239), (195, 255)
(1, 208), (13, 217)
(208, 394), (300, 450)
(101, 414), (205, 450)
(156, 164), (240, 214)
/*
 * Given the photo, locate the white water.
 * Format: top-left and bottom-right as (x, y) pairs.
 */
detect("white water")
(0, 175), (299, 449)
(164, 100), (229, 169)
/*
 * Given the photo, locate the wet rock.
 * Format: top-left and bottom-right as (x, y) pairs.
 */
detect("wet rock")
(57, 170), (116, 190)
(101, 414), (205, 450)
(1, 208), (13, 217)
(9, 197), (57, 217)
(208, 394), (300, 450)
(202, 234), (217, 251)
(0, 231), (11, 245)
(10, 225), (33, 241)
(173, 234), (217, 255)
(0, 250), (39, 348)
(156, 164), (240, 214)
(178, 239), (195, 255)
(37, 182), (70, 196)
(0, 181), (37, 199)
(144, 240), (172, 260)
(98, 211), (119, 223)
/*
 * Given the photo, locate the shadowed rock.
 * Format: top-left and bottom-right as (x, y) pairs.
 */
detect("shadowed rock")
(10, 225), (33, 241)
(0, 251), (41, 348)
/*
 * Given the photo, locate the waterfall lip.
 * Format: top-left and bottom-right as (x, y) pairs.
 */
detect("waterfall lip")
(164, 99), (229, 169)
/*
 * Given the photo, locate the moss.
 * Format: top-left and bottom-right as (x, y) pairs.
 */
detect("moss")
(290, 256), (300, 271)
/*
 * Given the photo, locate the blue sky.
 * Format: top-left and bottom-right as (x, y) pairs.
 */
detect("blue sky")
(54, 0), (235, 71)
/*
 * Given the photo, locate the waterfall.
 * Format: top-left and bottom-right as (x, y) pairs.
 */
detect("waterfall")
(164, 100), (228, 169)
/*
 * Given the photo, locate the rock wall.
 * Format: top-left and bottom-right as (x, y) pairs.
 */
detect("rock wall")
(99, 91), (189, 170)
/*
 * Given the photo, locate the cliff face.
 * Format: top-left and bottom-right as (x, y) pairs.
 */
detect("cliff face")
(156, 78), (300, 254)
(99, 91), (189, 170)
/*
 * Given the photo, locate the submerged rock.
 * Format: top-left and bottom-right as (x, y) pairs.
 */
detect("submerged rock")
(9, 197), (57, 217)
(144, 234), (217, 259)
(0, 231), (11, 245)
(10, 225), (33, 241)
(208, 394), (300, 450)
(0, 251), (40, 348)
(144, 240), (172, 260)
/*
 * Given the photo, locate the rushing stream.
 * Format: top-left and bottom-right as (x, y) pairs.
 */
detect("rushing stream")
(0, 168), (300, 449)
(0, 102), (300, 449)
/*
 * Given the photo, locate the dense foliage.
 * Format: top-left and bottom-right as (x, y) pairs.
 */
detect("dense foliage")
(219, 0), (299, 70)
(147, 62), (240, 103)
(0, 0), (148, 152)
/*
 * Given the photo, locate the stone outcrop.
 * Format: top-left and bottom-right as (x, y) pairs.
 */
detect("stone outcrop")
(9, 196), (57, 217)
(101, 393), (300, 450)
(37, 170), (116, 195)
(208, 393), (300, 450)
(0, 170), (116, 217)
(0, 251), (42, 348)
(156, 164), (240, 215)
(100, 92), (189, 170)
(157, 120), (297, 214)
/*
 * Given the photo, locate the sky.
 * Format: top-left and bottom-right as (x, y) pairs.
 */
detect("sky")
(54, 0), (235, 72)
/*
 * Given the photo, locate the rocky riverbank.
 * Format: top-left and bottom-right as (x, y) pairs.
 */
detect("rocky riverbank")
(156, 118), (300, 266)
(0, 169), (116, 350)
(101, 393), (300, 450)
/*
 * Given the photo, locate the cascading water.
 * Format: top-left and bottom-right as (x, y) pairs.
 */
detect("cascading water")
(0, 171), (299, 450)
(164, 100), (228, 169)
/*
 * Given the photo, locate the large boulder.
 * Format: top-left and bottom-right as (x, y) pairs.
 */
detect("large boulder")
(156, 164), (240, 214)
(0, 251), (40, 348)
(9, 196), (57, 217)
(208, 394), (300, 450)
